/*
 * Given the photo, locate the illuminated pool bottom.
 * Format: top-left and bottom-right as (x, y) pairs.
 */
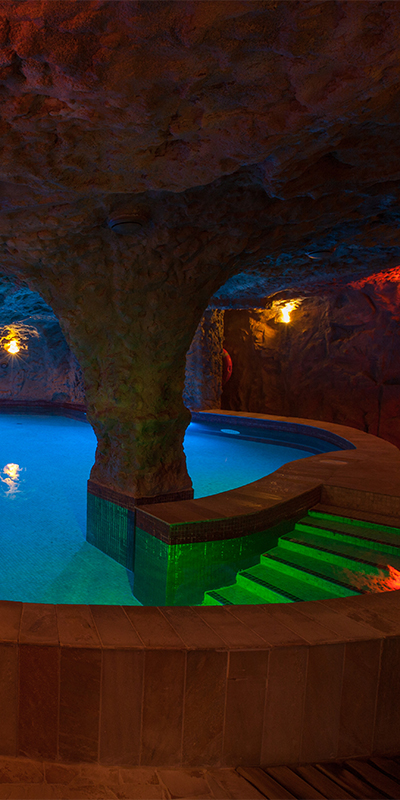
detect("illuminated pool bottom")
(0, 412), (334, 605)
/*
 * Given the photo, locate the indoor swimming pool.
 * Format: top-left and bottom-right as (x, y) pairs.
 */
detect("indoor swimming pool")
(0, 411), (341, 605)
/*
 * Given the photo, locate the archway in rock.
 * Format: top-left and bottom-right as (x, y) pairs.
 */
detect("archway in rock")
(0, 279), (84, 405)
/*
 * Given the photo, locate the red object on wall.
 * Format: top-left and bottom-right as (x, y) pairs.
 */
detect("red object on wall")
(222, 348), (232, 386)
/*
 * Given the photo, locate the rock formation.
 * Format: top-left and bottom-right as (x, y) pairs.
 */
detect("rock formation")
(222, 268), (400, 450)
(0, 1), (399, 498)
(184, 310), (223, 412)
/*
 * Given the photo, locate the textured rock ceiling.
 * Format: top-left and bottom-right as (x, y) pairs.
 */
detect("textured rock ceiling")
(1, 0), (400, 497)
(0, 0), (399, 300)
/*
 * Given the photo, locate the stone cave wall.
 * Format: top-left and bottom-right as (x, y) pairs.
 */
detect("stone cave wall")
(0, 282), (224, 416)
(0, 283), (84, 406)
(183, 309), (224, 412)
(0, 281), (221, 413)
(3, 275), (400, 458)
(221, 274), (400, 450)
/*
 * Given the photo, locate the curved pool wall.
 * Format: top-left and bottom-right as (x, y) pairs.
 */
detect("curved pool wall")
(0, 407), (400, 768)
(0, 409), (400, 769)
(190, 411), (357, 454)
(86, 409), (357, 606)
(132, 411), (356, 606)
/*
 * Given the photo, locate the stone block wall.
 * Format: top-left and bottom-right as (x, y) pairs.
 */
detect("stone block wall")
(3, 594), (400, 767)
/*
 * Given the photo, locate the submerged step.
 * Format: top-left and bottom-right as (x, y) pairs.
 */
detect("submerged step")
(310, 507), (400, 535)
(203, 583), (268, 606)
(202, 590), (230, 606)
(236, 566), (299, 603)
(260, 547), (362, 597)
(295, 516), (400, 556)
(237, 562), (340, 602)
(279, 531), (400, 573)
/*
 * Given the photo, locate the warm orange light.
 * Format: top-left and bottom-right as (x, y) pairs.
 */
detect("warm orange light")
(386, 565), (400, 591)
(280, 302), (296, 323)
(342, 563), (400, 593)
(5, 339), (19, 354)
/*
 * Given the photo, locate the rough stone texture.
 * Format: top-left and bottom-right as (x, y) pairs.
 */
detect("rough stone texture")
(222, 269), (400, 450)
(0, 282), (84, 404)
(0, 1), (399, 495)
(184, 310), (224, 412)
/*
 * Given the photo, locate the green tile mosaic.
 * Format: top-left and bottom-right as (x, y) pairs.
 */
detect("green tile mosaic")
(86, 492), (135, 569)
(133, 519), (294, 605)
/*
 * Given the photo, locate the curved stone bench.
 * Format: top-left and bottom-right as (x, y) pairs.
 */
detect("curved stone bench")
(1, 411), (400, 768)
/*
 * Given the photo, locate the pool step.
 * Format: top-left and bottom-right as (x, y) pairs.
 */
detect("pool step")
(259, 548), (362, 597)
(202, 510), (400, 606)
(296, 514), (400, 556)
(311, 503), (400, 531)
(237, 562), (340, 601)
(279, 531), (400, 572)
(202, 584), (274, 606)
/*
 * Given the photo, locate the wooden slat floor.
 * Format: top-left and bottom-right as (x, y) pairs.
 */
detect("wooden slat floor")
(238, 756), (400, 799)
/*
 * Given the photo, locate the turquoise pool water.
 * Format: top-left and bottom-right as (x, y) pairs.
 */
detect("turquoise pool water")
(0, 413), (327, 605)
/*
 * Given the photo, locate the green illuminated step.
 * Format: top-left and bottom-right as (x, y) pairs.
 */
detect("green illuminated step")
(310, 508), (400, 535)
(279, 530), (400, 573)
(295, 516), (400, 556)
(260, 547), (362, 597)
(236, 562), (340, 602)
(202, 510), (400, 606)
(203, 584), (273, 606)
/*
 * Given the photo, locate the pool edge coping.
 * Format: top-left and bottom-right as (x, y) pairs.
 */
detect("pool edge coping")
(136, 409), (400, 540)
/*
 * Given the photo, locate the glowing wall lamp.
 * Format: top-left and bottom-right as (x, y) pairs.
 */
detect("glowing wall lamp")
(273, 298), (303, 324)
(0, 323), (39, 356)
(5, 339), (20, 355)
(280, 302), (296, 323)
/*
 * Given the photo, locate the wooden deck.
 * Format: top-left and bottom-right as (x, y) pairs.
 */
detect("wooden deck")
(238, 756), (400, 799)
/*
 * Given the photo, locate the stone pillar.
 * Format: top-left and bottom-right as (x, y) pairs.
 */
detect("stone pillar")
(0, 196), (251, 577)
(67, 300), (199, 568)
(85, 358), (195, 568)
(184, 309), (224, 411)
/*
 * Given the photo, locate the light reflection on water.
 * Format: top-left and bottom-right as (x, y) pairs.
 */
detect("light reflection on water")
(1, 462), (22, 495)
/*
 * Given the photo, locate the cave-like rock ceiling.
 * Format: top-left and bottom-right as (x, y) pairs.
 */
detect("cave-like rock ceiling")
(0, 0), (399, 309)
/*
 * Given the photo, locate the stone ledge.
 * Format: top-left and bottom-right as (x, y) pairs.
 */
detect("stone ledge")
(137, 410), (400, 542)
(1, 593), (400, 766)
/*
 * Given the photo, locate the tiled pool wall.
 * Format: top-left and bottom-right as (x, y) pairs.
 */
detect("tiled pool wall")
(190, 410), (358, 452)
(0, 400), (87, 420)
(133, 518), (297, 606)
(86, 481), (321, 605)
(1, 403), (400, 767)
(86, 492), (135, 570)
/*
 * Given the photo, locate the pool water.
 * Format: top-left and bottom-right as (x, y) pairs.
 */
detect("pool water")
(0, 413), (330, 605)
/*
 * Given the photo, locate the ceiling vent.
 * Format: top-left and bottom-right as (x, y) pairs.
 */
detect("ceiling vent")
(107, 213), (148, 235)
